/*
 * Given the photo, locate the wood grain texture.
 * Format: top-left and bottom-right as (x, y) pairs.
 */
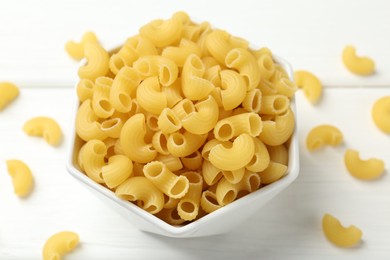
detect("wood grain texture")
(0, 87), (389, 259)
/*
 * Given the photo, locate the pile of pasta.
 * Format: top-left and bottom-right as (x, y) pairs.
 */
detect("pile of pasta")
(74, 11), (297, 225)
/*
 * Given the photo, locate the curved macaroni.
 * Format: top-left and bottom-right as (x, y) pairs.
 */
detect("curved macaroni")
(222, 167), (245, 184)
(267, 144), (288, 165)
(158, 108), (182, 135)
(220, 70), (247, 110)
(259, 108), (295, 146)
(23, 117), (63, 146)
(257, 53), (275, 80)
(6, 160), (34, 198)
(79, 140), (106, 183)
(260, 94), (290, 115)
(177, 171), (203, 221)
(182, 95), (219, 135)
(120, 113), (157, 163)
(152, 131), (169, 155)
(116, 177), (164, 214)
(306, 125), (343, 152)
(204, 65), (222, 87)
(172, 98), (195, 120)
(65, 31), (99, 60)
(258, 161), (287, 184)
(202, 159), (223, 185)
(136, 76), (167, 115)
(155, 154), (183, 172)
(92, 77), (115, 118)
(162, 38), (201, 67)
(102, 155), (133, 188)
(342, 45), (375, 75)
(167, 130), (208, 157)
(246, 138), (270, 172)
(209, 133), (255, 171)
(133, 56), (178, 87)
(78, 43), (109, 81)
(181, 151), (203, 171)
(200, 190), (221, 213)
(42, 231), (79, 260)
(344, 149), (385, 180)
(76, 100), (107, 141)
(76, 79), (94, 102)
(0, 82), (19, 111)
(163, 81), (183, 108)
(294, 70), (322, 104)
(225, 48), (261, 90)
(276, 78), (297, 98)
(322, 214), (362, 248)
(242, 88), (262, 113)
(372, 96), (390, 133)
(100, 118), (123, 139)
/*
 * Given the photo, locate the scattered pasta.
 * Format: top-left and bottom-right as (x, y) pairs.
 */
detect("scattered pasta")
(74, 11), (297, 225)
(344, 149), (385, 180)
(43, 231), (80, 260)
(342, 45), (375, 76)
(306, 125), (343, 151)
(65, 31), (99, 60)
(0, 82), (19, 111)
(23, 117), (63, 146)
(372, 96), (390, 134)
(6, 160), (34, 198)
(322, 214), (362, 248)
(294, 70), (322, 104)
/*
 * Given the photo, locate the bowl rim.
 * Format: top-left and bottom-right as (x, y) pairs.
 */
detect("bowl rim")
(66, 53), (300, 237)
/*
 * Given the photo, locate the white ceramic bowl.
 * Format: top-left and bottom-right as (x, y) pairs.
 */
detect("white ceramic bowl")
(66, 54), (300, 238)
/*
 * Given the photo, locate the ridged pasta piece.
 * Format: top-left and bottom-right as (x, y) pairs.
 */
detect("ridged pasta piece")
(109, 67), (141, 113)
(125, 35), (159, 57)
(200, 190), (221, 213)
(206, 29), (249, 64)
(259, 108), (295, 146)
(322, 214), (363, 248)
(242, 88), (262, 113)
(209, 133), (255, 171)
(65, 31), (98, 60)
(155, 207), (186, 226)
(139, 13), (183, 48)
(201, 139), (223, 161)
(163, 80), (183, 108)
(220, 70), (247, 110)
(372, 96), (390, 133)
(6, 160), (34, 198)
(145, 112), (159, 132)
(182, 25), (202, 42)
(202, 56), (219, 70)
(172, 98), (195, 120)
(163, 195), (179, 209)
(306, 125), (344, 151)
(136, 76), (167, 115)
(152, 131), (169, 155)
(344, 149), (385, 180)
(213, 112), (262, 141)
(246, 138), (270, 172)
(116, 177), (164, 214)
(23, 117), (63, 146)
(258, 161), (287, 184)
(76, 79), (94, 102)
(79, 140), (107, 183)
(92, 77), (115, 118)
(167, 130), (207, 157)
(143, 161), (189, 199)
(120, 113), (157, 163)
(257, 53), (275, 80)
(182, 95), (219, 135)
(177, 172), (203, 221)
(294, 70), (322, 104)
(276, 78), (297, 98)
(155, 154), (183, 172)
(162, 39), (201, 67)
(202, 160), (224, 186)
(204, 65), (222, 87)
(133, 56), (178, 87)
(102, 155), (133, 188)
(225, 48), (261, 90)
(181, 54), (214, 101)
(158, 108), (182, 134)
(42, 231), (80, 260)
(100, 118), (123, 139)
(76, 100), (107, 141)
(78, 43), (109, 81)
(181, 150), (203, 171)
(222, 167), (245, 184)
(267, 144), (288, 165)
(258, 79), (277, 95)
(260, 94), (290, 115)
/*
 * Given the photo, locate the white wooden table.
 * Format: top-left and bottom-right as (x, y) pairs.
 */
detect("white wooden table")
(1, 1), (389, 259)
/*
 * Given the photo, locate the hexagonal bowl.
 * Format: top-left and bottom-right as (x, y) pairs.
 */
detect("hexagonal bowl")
(66, 53), (300, 238)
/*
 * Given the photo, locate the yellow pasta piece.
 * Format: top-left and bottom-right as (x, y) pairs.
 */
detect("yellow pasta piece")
(222, 167), (245, 184)
(181, 151), (203, 171)
(213, 112), (262, 141)
(155, 154), (183, 172)
(79, 140), (106, 183)
(100, 118), (123, 139)
(23, 117), (63, 146)
(322, 214), (362, 248)
(133, 56), (178, 87)
(204, 65), (222, 87)
(225, 48), (261, 90)
(6, 160), (34, 198)
(181, 54), (214, 101)
(200, 190), (221, 213)
(158, 108), (182, 135)
(0, 82), (19, 111)
(155, 207), (186, 226)
(220, 70), (247, 110)
(258, 161), (287, 184)
(162, 38), (201, 67)
(372, 96), (390, 133)
(42, 231), (79, 260)
(252, 47), (272, 59)
(258, 79), (277, 95)
(92, 77), (115, 118)
(294, 70), (322, 104)
(152, 131), (169, 155)
(177, 171), (203, 221)
(143, 161), (189, 199)
(209, 133), (255, 171)
(306, 125), (343, 152)
(163, 195), (179, 209)
(242, 88), (262, 113)
(267, 144), (288, 165)
(260, 94), (290, 115)
(275, 78), (297, 98)
(202, 56), (219, 69)
(257, 53), (275, 80)
(163, 80), (183, 108)
(76, 100), (107, 141)
(259, 108), (295, 146)
(120, 113), (157, 163)
(76, 79), (94, 102)
(344, 149), (385, 180)
(167, 130), (207, 157)
(78, 43), (109, 81)
(136, 76), (167, 115)
(182, 95), (219, 135)
(172, 98), (195, 120)
(246, 138), (270, 172)
(65, 31), (98, 60)
(342, 45), (375, 76)
(202, 159), (223, 186)
(102, 155), (133, 188)
(116, 177), (164, 214)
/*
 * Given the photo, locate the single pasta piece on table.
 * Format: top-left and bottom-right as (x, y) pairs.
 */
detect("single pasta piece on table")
(0, 82), (19, 111)
(372, 96), (390, 134)
(294, 70), (322, 104)
(306, 125), (343, 151)
(322, 214), (362, 248)
(342, 45), (375, 75)
(42, 231), (80, 260)
(344, 149), (385, 180)
(6, 160), (34, 198)
(23, 117), (63, 146)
